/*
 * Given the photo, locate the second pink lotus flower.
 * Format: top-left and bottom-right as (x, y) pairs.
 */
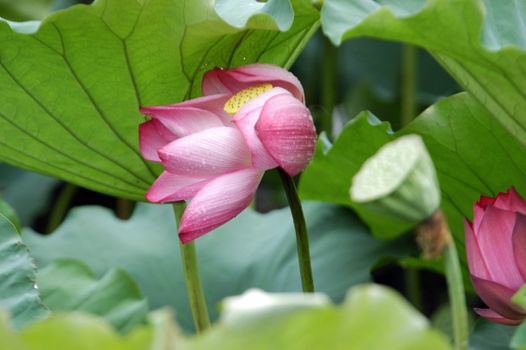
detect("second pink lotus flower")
(465, 187), (526, 325)
(139, 64), (317, 243)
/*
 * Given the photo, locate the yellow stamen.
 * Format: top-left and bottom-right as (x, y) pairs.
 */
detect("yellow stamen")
(224, 83), (273, 115)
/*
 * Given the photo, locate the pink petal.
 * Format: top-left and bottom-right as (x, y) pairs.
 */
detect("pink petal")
(465, 218), (491, 280)
(494, 190), (513, 211)
(173, 94), (232, 124)
(232, 88), (291, 169)
(202, 64), (305, 102)
(509, 187), (526, 215)
(474, 308), (523, 325)
(141, 94), (232, 125)
(200, 68), (232, 96)
(471, 275), (526, 320)
(145, 171), (210, 203)
(478, 195), (496, 209)
(152, 118), (178, 142)
(255, 93), (317, 176)
(474, 195), (495, 232)
(473, 204), (486, 233)
(140, 106), (226, 138)
(139, 120), (167, 162)
(158, 127), (252, 177)
(178, 168), (264, 243)
(513, 213), (526, 282)
(477, 205), (524, 289)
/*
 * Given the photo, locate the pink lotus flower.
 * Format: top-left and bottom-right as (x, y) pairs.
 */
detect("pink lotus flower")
(465, 187), (526, 325)
(139, 64), (317, 243)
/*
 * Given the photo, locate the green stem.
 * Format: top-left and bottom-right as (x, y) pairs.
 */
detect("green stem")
(321, 38), (337, 137)
(400, 44), (418, 127)
(116, 198), (135, 220)
(277, 168), (314, 293)
(405, 267), (422, 311)
(312, 0), (324, 10)
(46, 183), (77, 234)
(172, 202), (210, 333)
(444, 237), (469, 350)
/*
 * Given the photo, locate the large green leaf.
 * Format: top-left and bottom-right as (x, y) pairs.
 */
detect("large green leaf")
(320, 0), (526, 147)
(0, 0), (319, 200)
(300, 93), (526, 270)
(38, 258), (148, 334)
(22, 202), (412, 331)
(0, 214), (48, 329)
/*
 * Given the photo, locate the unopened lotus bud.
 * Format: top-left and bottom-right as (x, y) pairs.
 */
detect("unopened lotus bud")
(350, 134), (441, 223)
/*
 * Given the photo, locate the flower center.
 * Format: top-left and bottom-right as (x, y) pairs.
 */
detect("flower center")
(224, 83), (273, 115)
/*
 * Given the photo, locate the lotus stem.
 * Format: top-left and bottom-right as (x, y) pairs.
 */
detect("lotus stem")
(400, 44), (418, 126)
(405, 267), (423, 311)
(417, 210), (468, 350)
(172, 202), (210, 333)
(444, 236), (469, 350)
(277, 168), (315, 293)
(46, 182), (77, 234)
(116, 198), (135, 219)
(321, 37), (337, 137)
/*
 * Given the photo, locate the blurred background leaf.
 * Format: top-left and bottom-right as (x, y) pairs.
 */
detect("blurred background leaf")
(38, 258), (148, 334)
(0, 284), (451, 349)
(185, 285), (451, 350)
(12, 312), (152, 350)
(0, 164), (59, 228)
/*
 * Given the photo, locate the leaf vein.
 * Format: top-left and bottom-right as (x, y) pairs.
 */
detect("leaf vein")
(0, 110), (145, 192)
(53, 23), (157, 182)
(0, 54), (152, 187)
